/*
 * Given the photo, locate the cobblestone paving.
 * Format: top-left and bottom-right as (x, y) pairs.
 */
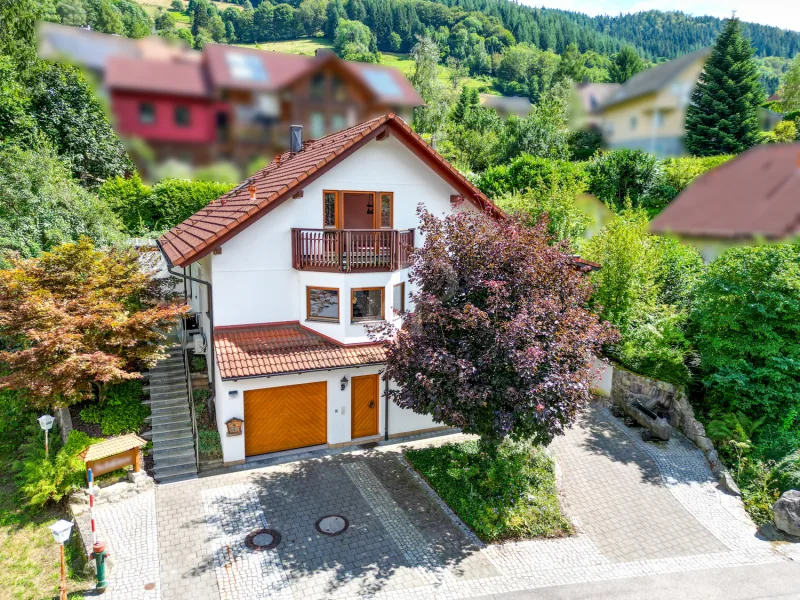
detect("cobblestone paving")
(95, 403), (791, 600)
(90, 489), (161, 599)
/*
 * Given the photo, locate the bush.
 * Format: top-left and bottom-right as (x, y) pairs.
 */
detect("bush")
(773, 450), (800, 494)
(79, 404), (102, 424)
(496, 190), (591, 244)
(406, 440), (572, 542)
(651, 237), (704, 311)
(477, 154), (587, 199)
(568, 130), (602, 161)
(15, 428), (98, 508)
(586, 149), (659, 211)
(97, 174), (153, 236)
(691, 245), (800, 420)
(198, 427), (222, 458)
(190, 354), (207, 373)
(99, 381), (149, 436)
(645, 155), (732, 214)
(0, 389), (35, 455)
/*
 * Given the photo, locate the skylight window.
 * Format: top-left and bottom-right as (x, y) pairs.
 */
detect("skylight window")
(360, 68), (402, 97)
(225, 53), (268, 82)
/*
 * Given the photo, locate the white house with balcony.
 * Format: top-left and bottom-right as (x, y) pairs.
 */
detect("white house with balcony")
(157, 114), (502, 465)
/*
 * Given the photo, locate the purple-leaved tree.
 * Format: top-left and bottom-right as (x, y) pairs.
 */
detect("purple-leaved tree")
(370, 207), (616, 450)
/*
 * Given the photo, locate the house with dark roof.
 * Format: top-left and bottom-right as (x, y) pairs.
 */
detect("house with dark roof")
(650, 143), (800, 261)
(594, 48), (712, 157)
(156, 114), (501, 468)
(38, 24), (423, 171)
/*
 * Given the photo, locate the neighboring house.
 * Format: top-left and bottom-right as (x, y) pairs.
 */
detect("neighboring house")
(650, 143), (800, 261)
(572, 82), (621, 131)
(38, 24), (423, 171)
(593, 48), (712, 157)
(480, 94), (531, 118)
(157, 114), (502, 465)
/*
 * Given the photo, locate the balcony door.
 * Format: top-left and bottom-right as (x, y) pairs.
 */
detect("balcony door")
(343, 192), (375, 229)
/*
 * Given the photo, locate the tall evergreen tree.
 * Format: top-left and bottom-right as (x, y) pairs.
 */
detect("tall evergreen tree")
(685, 16), (763, 156)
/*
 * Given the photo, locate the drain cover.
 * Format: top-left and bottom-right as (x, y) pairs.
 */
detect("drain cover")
(244, 528), (281, 550)
(315, 515), (349, 536)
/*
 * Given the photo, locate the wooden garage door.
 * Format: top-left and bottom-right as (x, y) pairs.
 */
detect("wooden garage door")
(243, 382), (327, 456)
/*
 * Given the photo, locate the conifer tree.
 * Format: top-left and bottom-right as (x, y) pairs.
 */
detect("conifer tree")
(685, 16), (763, 156)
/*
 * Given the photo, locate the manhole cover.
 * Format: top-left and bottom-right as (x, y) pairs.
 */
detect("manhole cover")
(244, 528), (281, 550)
(315, 515), (349, 536)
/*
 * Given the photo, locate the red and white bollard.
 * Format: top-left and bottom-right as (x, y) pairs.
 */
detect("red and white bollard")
(87, 468), (98, 545)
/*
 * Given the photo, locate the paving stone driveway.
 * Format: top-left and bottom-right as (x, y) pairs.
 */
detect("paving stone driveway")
(91, 403), (794, 600)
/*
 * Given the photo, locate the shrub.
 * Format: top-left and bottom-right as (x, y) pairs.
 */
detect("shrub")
(406, 439), (572, 542)
(645, 155), (732, 214)
(0, 388), (35, 455)
(99, 381), (149, 436)
(79, 404), (102, 424)
(15, 428), (98, 508)
(773, 450), (800, 494)
(190, 354), (207, 373)
(691, 245), (800, 420)
(568, 130), (602, 161)
(586, 149), (659, 211)
(477, 154), (587, 199)
(651, 237), (705, 311)
(97, 174), (153, 236)
(495, 190), (591, 244)
(198, 427), (222, 458)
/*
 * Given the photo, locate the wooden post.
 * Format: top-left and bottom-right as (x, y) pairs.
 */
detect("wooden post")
(60, 543), (67, 600)
(134, 449), (142, 473)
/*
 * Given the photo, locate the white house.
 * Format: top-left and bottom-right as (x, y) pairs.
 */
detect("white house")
(158, 114), (503, 465)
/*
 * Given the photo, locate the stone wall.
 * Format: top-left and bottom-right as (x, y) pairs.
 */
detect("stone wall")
(610, 366), (739, 495)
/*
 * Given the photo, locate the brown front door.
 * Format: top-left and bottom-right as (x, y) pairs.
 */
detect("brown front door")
(343, 192), (375, 229)
(351, 374), (379, 439)
(243, 382), (327, 456)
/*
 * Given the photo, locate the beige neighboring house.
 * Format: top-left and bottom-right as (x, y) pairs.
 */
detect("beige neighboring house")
(480, 94), (531, 118)
(650, 143), (800, 261)
(572, 82), (621, 131)
(594, 48), (712, 157)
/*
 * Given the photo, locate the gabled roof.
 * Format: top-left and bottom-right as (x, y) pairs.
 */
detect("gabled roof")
(597, 47), (711, 112)
(203, 44), (423, 107)
(158, 113), (500, 267)
(106, 57), (210, 98)
(650, 143), (800, 240)
(215, 322), (385, 379)
(575, 82), (621, 113)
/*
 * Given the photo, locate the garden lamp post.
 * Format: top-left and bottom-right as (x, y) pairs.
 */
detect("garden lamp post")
(38, 414), (55, 456)
(49, 519), (74, 600)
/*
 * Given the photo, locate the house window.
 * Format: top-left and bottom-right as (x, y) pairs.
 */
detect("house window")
(654, 111), (665, 128)
(307, 287), (339, 322)
(392, 282), (405, 315)
(331, 114), (345, 132)
(175, 105), (191, 127)
(310, 73), (325, 101)
(630, 116), (638, 130)
(310, 112), (325, 139)
(139, 103), (155, 124)
(332, 75), (346, 102)
(323, 190), (338, 228)
(351, 287), (384, 322)
(379, 192), (393, 228)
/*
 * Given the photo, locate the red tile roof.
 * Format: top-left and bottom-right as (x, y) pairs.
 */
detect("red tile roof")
(158, 113), (500, 267)
(106, 56), (210, 98)
(651, 143), (800, 240)
(215, 322), (385, 378)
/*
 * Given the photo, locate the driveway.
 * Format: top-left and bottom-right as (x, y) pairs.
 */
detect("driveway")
(91, 403), (796, 599)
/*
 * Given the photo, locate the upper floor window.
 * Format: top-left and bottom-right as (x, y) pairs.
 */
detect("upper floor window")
(630, 116), (638, 131)
(310, 73), (325, 101)
(332, 75), (346, 102)
(351, 287), (384, 322)
(139, 103), (155, 124)
(379, 192), (393, 229)
(175, 105), (191, 127)
(323, 190), (339, 228)
(307, 286), (339, 322)
(393, 282), (405, 316)
(310, 112), (325, 139)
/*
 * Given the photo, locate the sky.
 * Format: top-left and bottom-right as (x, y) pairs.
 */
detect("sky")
(518, 0), (800, 32)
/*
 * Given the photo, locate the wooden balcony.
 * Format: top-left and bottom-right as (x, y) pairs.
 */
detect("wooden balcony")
(291, 228), (414, 272)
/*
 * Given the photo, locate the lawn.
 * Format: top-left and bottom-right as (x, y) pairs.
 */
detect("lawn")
(405, 439), (572, 543)
(240, 37), (334, 55)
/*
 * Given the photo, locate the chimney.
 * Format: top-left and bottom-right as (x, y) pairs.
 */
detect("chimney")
(290, 124), (303, 153)
(248, 184), (256, 201)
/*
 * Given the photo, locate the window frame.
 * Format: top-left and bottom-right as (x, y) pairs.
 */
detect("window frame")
(139, 102), (155, 125)
(350, 287), (385, 322)
(174, 105), (191, 127)
(392, 282), (405, 316)
(306, 286), (340, 322)
(322, 190), (340, 229)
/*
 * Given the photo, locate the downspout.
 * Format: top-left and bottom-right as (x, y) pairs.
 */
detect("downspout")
(384, 373), (390, 442)
(156, 241), (216, 407)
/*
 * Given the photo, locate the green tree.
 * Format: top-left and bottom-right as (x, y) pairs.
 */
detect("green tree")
(57, 0), (88, 26)
(502, 80), (571, 161)
(296, 0), (327, 36)
(555, 43), (585, 83)
(410, 35), (450, 135)
(0, 56), (35, 144)
(333, 19), (378, 62)
(324, 0), (346, 39)
(685, 16), (763, 156)
(585, 149), (659, 211)
(170, 0), (184, 11)
(608, 46), (645, 83)
(780, 53), (800, 113)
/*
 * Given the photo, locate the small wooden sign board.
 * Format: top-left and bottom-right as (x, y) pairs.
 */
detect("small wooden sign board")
(81, 433), (147, 479)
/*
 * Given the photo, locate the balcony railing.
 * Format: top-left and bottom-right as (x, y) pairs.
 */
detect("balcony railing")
(291, 228), (414, 272)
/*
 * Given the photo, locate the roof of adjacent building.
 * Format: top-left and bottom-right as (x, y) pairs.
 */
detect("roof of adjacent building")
(597, 47), (711, 112)
(81, 434), (147, 462)
(203, 44), (423, 106)
(575, 82), (622, 113)
(215, 322), (385, 378)
(106, 56), (210, 98)
(158, 113), (500, 267)
(650, 143), (800, 240)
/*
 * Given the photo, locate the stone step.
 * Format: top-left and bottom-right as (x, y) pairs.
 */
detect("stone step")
(143, 400), (189, 412)
(149, 392), (190, 405)
(155, 463), (198, 482)
(155, 452), (197, 470)
(151, 423), (193, 438)
(150, 405), (191, 418)
(148, 413), (192, 428)
(144, 381), (188, 394)
(153, 444), (195, 461)
(145, 367), (186, 380)
(151, 435), (195, 452)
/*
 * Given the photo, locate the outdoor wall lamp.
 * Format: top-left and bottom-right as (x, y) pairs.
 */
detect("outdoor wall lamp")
(341, 376), (349, 391)
(366, 197), (374, 215)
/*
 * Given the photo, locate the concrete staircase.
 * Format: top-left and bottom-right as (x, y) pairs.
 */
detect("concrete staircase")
(143, 346), (198, 483)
